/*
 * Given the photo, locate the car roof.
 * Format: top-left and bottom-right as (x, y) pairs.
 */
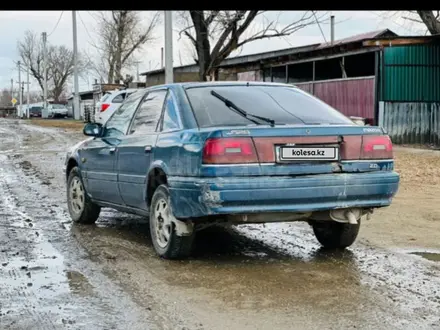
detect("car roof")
(111, 88), (140, 94)
(119, 81), (298, 97)
(149, 81), (295, 90)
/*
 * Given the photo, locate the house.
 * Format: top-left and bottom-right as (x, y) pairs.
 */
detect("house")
(141, 29), (440, 146)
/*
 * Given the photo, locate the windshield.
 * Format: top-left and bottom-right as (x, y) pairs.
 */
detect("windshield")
(185, 85), (353, 127)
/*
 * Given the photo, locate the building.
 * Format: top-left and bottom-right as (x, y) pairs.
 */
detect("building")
(67, 90), (94, 119)
(0, 106), (16, 117)
(141, 29), (440, 146)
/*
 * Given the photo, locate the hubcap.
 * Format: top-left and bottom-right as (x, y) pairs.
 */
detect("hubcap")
(69, 177), (85, 215)
(153, 198), (172, 248)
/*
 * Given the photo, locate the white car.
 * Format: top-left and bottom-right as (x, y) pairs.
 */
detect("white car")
(48, 104), (68, 118)
(94, 88), (140, 124)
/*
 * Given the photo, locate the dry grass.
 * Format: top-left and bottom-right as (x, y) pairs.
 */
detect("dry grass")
(393, 147), (440, 187)
(27, 118), (85, 131)
(363, 146), (440, 249)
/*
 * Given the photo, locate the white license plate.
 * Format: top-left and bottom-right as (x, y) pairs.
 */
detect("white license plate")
(279, 147), (339, 161)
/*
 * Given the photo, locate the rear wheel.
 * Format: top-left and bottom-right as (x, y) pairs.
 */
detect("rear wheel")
(149, 185), (195, 259)
(312, 220), (360, 249)
(67, 167), (101, 224)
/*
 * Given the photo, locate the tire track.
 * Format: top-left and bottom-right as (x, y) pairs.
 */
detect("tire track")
(0, 120), (158, 330)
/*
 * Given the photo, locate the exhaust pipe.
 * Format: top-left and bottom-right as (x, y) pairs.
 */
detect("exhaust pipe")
(345, 210), (358, 224)
(329, 208), (362, 224)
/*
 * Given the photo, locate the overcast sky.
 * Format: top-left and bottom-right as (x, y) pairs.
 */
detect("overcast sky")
(0, 10), (426, 95)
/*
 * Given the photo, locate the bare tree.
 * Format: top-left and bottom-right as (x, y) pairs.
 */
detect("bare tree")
(17, 30), (87, 102)
(89, 11), (160, 84)
(0, 87), (42, 107)
(17, 31), (46, 92)
(412, 11), (440, 34)
(178, 11), (327, 81)
(0, 88), (13, 107)
(377, 11), (437, 35)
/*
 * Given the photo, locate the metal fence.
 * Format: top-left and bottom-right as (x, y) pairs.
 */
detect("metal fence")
(83, 104), (95, 123)
(295, 76), (375, 121)
(380, 102), (440, 146)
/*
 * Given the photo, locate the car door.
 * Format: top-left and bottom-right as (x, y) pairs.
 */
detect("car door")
(81, 91), (145, 205)
(117, 89), (168, 209)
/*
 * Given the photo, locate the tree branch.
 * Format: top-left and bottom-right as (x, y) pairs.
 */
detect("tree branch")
(417, 10), (440, 35)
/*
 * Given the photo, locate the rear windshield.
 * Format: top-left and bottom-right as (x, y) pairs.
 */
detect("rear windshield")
(185, 85), (353, 127)
(100, 93), (111, 102)
(51, 104), (66, 109)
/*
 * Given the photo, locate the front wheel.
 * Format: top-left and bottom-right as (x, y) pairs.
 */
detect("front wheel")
(149, 185), (195, 259)
(67, 166), (101, 224)
(312, 220), (361, 249)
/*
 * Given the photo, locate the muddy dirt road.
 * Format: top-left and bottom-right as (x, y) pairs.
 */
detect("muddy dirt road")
(1, 118), (440, 330)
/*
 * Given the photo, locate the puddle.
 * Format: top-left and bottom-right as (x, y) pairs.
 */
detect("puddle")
(410, 252), (440, 262)
(66, 270), (95, 296)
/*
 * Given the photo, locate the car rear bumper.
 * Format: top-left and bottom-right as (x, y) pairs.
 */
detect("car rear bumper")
(168, 171), (400, 219)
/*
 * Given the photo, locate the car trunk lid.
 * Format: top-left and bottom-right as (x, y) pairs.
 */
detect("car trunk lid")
(201, 125), (392, 177)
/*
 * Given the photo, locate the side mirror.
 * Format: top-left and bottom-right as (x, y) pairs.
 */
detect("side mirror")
(83, 122), (102, 137)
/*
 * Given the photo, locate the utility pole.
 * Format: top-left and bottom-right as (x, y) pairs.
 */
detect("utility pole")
(164, 11), (173, 84)
(18, 61), (22, 110)
(42, 32), (48, 113)
(72, 11), (80, 120)
(330, 15), (335, 45)
(26, 67), (30, 119)
(10, 78), (13, 99)
(136, 61), (140, 82)
(21, 82), (24, 102)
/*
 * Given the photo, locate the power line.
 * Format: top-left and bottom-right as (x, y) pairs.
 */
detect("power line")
(78, 11), (94, 41)
(47, 11), (64, 37)
(312, 11), (327, 43)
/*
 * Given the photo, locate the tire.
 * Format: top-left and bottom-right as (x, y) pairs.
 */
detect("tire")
(312, 220), (361, 249)
(67, 166), (101, 224)
(149, 185), (195, 259)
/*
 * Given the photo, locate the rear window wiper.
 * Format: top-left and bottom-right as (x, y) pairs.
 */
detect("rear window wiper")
(210, 90), (275, 127)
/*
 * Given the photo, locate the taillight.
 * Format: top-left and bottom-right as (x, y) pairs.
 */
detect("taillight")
(361, 135), (393, 159)
(101, 103), (110, 112)
(203, 138), (259, 164)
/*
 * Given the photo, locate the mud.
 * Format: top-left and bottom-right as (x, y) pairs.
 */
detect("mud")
(0, 118), (440, 330)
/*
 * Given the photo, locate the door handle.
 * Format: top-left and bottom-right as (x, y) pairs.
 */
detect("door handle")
(145, 146), (152, 153)
(109, 147), (116, 154)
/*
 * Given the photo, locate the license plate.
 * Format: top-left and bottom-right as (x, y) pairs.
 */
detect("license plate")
(279, 146), (339, 161)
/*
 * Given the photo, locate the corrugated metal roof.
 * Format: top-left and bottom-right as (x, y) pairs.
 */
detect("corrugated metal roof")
(316, 29), (396, 49)
(141, 29), (397, 76)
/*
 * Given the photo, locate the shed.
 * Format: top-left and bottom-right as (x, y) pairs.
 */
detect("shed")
(141, 30), (440, 146)
(67, 90), (95, 118)
(362, 35), (440, 146)
(141, 29), (397, 124)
